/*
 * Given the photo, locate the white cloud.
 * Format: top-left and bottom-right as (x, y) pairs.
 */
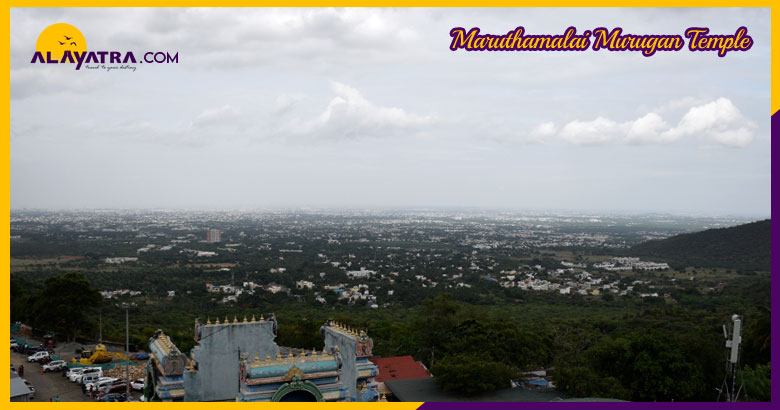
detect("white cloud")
(529, 122), (557, 141)
(10, 66), (110, 100)
(708, 128), (755, 148)
(662, 98), (756, 148)
(102, 8), (423, 70)
(193, 105), (241, 127)
(274, 93), (307, 113)
(280, 81), (436, 140)
(559, 117), (625, 146)
(625, 113), (669, 144)
(541, 98), (756, 148)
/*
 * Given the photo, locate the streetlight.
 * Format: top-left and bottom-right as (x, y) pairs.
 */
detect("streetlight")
(118, 303), (135, 399)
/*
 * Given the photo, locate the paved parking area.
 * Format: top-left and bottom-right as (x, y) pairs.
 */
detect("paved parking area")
(11, 350), (143, 402)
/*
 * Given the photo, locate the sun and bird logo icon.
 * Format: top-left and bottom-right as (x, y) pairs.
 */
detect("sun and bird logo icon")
(35, 23), (87, 60)
(57, 37), (77, 46)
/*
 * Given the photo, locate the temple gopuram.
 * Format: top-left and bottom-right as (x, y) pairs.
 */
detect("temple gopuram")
(144, 330), (186, 401)
(144, 315), (378, 402)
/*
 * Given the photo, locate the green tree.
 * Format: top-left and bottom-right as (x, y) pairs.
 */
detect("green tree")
(561, 329), (709, 401)
(445, 318), (551, 369)
(432, 353), (517, 396)
(28, 272), (102, 341)
(742, 362), (770, 401)
(743, 306), (771, 367)
(412, 293), (460, 367)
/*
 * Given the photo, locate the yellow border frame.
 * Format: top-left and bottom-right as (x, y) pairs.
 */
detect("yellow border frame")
(2, 3), (776, 408)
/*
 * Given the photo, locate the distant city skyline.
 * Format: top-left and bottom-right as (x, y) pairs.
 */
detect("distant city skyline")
(8, 206), (766, 221)
(10, 8), (771, 216)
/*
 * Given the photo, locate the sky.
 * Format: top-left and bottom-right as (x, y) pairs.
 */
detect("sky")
(9, 8), (772, 217)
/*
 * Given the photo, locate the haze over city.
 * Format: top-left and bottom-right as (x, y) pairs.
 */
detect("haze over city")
(10, 8), (771, 216)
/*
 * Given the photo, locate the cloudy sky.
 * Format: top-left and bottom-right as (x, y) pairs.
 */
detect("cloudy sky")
(10, 8), (771, 216)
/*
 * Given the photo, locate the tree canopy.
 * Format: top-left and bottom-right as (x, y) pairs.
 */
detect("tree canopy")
(27, 272), (102, 341)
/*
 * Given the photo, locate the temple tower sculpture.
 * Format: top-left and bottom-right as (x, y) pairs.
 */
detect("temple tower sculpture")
(145, 329), (186, 401)
(236, 349), (349, 401)
(321, 320), (379, 401)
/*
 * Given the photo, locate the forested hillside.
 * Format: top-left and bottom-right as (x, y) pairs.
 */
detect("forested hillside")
(630, 220), (770, 272)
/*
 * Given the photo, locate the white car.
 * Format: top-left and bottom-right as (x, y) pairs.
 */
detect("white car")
(63, 367), (79, 378)
(131, 378), (145, 391)
(27, 351), (50, 363)
(43, 360), (67, 372)
(79, 370), (104, 385)
(67, 367), (87, 382)
(69, 367), (99, 382)
(11, 340), (19, 349)
(86, 377), (119, 392)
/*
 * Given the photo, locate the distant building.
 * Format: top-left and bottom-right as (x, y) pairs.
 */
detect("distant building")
(296, 280), (315, 290)
(265, 283), (287, 294)
(105, 257), (138, 264)
(206, 229), (222, 243)
(347, 268), (375, 279)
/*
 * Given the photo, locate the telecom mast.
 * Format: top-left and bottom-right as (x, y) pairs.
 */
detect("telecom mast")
(717, 314), (746, 402)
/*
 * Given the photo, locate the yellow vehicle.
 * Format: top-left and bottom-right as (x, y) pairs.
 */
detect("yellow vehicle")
(72, 344), (127, 365)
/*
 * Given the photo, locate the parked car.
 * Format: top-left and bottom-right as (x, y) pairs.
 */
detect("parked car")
(85, 376), (115, 386)
(69, 367), (99, 382)
(131, 378), (145, 391)
(130, 351), (149, 360)
(63, 366), (79, 378)
(66, 367), (85, 381)
(85, 377), (118, 393)
(11, 340), (19, 350)
(23, 379), (35, 398)
(22, 346), (44, 355)
(97, 392), (127, 402)
(27, 351), (50, 363)
(105, 381), (129, 394)
(80, 371), (105, 386)
(105, 382), (130, 395)
(42, 360), (67, 372)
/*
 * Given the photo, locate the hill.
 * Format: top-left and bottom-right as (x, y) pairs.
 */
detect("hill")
(629, 219), (770, 272)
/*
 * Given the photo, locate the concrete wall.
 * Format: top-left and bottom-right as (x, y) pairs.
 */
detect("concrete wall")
(185, 320), (279, 402)
(322, 326), (359, 401)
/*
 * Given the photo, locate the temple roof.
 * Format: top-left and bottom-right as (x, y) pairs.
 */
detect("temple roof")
(325, 321), (363, 338)
(369, 356), (430, 382)
(150, 330), (181, 356)
(246, 347), (333, 369)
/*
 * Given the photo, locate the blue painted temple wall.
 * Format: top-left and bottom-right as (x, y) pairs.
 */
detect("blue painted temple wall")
(322, 326), (359, 401)
(184, 320), (279, 402)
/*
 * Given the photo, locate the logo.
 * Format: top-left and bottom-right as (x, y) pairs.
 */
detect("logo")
(30, 23), (178, 71)
(35, 23), (87, 61)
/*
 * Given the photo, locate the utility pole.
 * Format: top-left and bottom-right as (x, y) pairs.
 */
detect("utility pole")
(119, 303), (135, 399)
